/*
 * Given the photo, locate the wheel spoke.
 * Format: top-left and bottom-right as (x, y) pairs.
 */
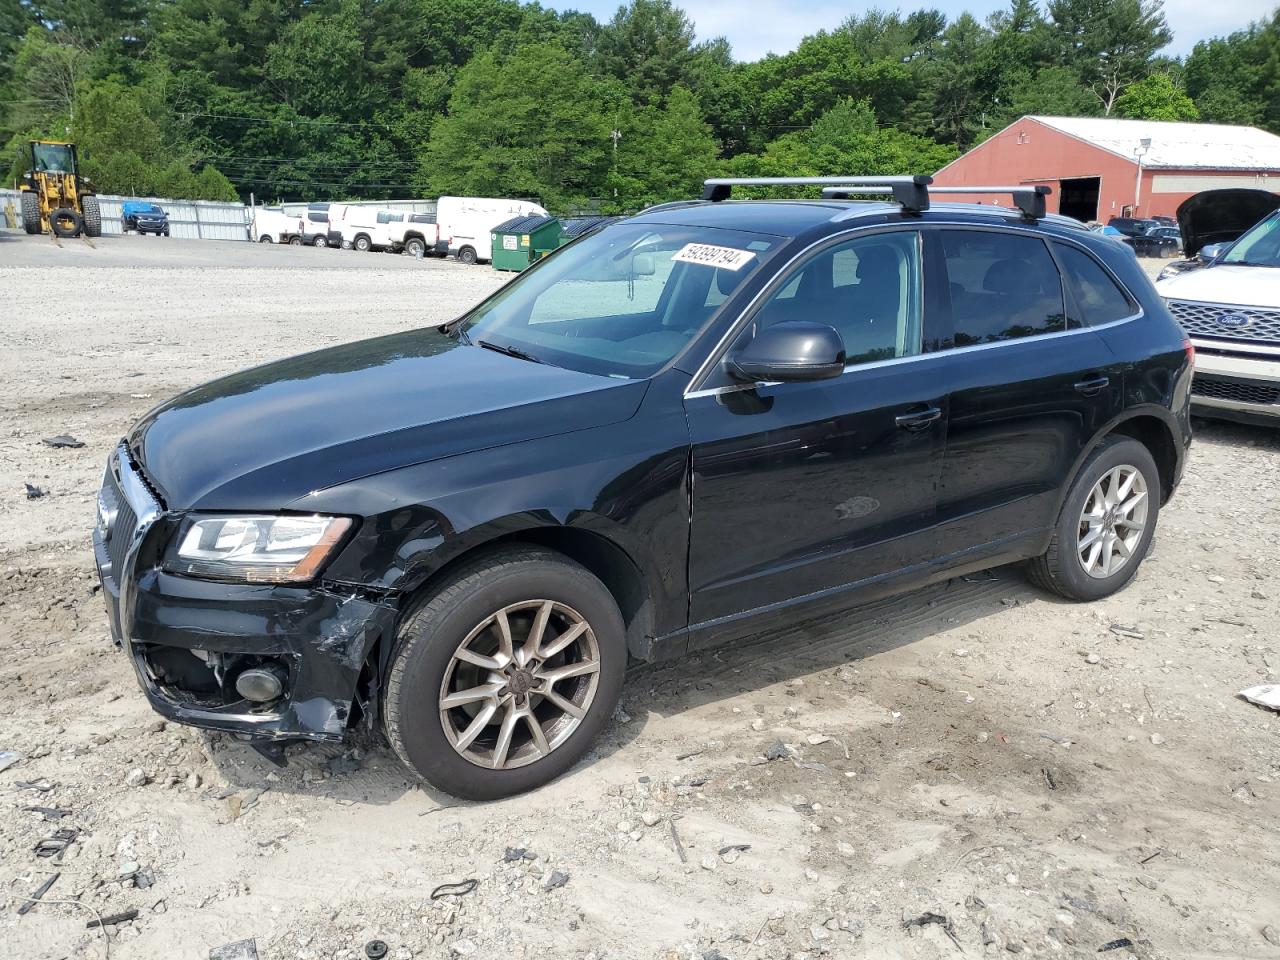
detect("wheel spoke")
(1099, 538), (1113, 577)
(440, 682), (504, 710)
(538, 659), (600, 684)
(453, 648), (501, 671)
(454, 701), (498, 751)
(544, 688), (586, 719)
(1116, 516), (1144, 532)
(1115, 536), (1133, 559)
(1118, 491), (1147, 516)
(520, 600), (554, 665)
(491, 704), (519, 769)
(1078, 525), (1104, 550)
(538, 620), (588, 660)
(525, 712), (551, 756)
(493, 608), (515, 663)
(1115, 469), (1138, 502)
(1084, 540), (1103, 573)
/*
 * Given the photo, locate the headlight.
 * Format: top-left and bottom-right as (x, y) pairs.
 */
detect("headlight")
(164, 515), (352, 583)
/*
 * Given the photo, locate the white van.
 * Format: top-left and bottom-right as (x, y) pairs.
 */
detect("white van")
(249, 207), (303, 244)
(435, 196), (548, 264)
(334, 208), (406, 252)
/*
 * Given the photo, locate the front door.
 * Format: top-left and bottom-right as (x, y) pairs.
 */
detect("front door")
(684, 229), (948, 631)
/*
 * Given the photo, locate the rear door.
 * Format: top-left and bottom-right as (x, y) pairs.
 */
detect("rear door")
(928, 227), (1128, 557)
(684, 228), (950, 628)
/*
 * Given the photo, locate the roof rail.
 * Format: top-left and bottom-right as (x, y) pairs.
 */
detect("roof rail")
(928, 185), (1051, 220)
(701, 176), (933, 213)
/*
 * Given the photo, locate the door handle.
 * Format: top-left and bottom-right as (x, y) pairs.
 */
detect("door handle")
(1074, 376), (1110, 396)
(895, 406), (942, 431)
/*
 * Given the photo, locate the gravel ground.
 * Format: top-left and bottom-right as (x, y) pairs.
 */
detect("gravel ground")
(1, 233), (1278, 960)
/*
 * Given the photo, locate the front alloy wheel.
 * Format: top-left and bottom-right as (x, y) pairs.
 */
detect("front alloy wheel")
(440, 600), (600, 770)
(385, 546), (625, 799)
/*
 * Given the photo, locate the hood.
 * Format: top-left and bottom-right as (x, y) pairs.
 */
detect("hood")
(129, 330), (648, 510)
(1156, 263), (1280, 309)
(1177, 189), (1280, 257)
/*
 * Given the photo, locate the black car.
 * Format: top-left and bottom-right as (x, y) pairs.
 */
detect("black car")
(1106, 217), (1179, 258)
(93, 176), (1192, 799)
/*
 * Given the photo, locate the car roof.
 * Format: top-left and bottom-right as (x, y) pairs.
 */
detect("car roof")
(627, 199), (1088, 240)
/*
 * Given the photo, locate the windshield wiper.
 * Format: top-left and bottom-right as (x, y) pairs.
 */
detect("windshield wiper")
(477, 339), (542, 364)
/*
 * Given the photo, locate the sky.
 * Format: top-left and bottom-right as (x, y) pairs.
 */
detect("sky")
(543, 0), (1276, 60)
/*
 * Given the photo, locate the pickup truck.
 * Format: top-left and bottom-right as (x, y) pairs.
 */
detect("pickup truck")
(387, 213), (440, 257)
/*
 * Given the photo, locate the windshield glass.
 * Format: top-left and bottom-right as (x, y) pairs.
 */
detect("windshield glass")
(1222, 212), (1280, 267)
(459, 223), (781, 378)
(32, 143), (73, 173)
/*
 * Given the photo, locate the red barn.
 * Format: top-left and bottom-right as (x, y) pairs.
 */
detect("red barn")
(932, 116), (1280, 222)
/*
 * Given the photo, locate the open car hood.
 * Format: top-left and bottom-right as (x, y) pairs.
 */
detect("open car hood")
(1177, 188), (1280, 257)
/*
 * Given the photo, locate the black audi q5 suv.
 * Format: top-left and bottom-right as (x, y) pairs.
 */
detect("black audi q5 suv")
(94, 176), (1192, 799)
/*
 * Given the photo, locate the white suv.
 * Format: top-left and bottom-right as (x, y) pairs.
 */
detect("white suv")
(1158, 209), (1280, 425)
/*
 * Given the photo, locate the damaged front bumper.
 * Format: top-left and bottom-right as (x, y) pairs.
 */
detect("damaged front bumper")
(93, 447), (398, 743)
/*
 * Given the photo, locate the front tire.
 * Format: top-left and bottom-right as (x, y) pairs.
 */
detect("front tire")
(457, 245), (478, 265)
(1027, 437), (1160, 602)
(355, 235), (371, 252)
(313, 234), (327, 247)
(385, 546), (626, 800)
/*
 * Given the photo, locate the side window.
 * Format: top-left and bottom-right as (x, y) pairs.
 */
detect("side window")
(752, 231), (923, 366)
(307, 211), (327, 224)
(1053, 243), (1136, 326)
(940, 230), (1066, 345)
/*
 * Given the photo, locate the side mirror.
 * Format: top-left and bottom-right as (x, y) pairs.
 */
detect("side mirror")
(726, 321), (846, 383)
(1198, 242), (1226, 262)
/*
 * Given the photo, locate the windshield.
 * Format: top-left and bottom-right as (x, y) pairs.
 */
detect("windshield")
(32, 143), (73, 173)
(1221, 212), (1280, 267)
(459, 223), (781, 378)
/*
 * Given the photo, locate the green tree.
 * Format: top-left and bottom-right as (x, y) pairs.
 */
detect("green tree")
(607, 84), (718, 209)
(1113, 72), (1198, 120)
(595, 0), (703, 102)
(421, 42), (612, 209)
(1047, 0), (1172, 112)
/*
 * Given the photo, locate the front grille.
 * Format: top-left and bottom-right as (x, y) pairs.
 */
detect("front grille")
(1191, 376), (1280, 406)
(105, 473), (137, 575)
(1167, 300), (1280, 344)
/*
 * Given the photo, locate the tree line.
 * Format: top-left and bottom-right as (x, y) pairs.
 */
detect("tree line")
(3, 0), (1279, 211)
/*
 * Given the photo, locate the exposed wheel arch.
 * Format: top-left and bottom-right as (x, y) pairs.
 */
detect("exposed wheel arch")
(1106, 414), (1179, 504)
(392, 528), (653, 661)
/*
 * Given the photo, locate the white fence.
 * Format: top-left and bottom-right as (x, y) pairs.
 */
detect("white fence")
(1, 188), (250, 240)
(1, 190), (440, 241)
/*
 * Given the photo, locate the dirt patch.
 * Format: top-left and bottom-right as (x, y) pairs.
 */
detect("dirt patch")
(1, 234), (1278, 960)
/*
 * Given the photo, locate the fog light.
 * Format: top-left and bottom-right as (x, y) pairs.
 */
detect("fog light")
(235, 667), (285, 702)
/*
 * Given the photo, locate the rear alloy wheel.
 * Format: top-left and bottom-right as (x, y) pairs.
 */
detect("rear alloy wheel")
(457, 245), (478, 265)
(1027, 437), (1159, 601)
(355, 235), (371, 252)
(385, 546), (625, 799)
(405, 237), (426, 258)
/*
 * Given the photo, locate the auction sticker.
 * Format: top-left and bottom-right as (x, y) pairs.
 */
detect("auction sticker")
(672, 243), (757, 270)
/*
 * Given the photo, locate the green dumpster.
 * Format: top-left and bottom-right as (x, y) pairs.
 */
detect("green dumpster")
(491, 215), (561, 272)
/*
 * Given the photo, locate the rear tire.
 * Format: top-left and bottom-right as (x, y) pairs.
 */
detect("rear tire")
(289, 236), (302, 246)
(313, 234), (327, 248)
(355, 234), (371, 252)
(457, 245), (478, 265)
(259, 235), (273, 243)
(20, 192), (41, 234)
(50, 208), (82, 238)
(405, 237), (426, 258)
(385, 546), (626, 800)
(1027, 437), (1160, 602)
(80, 196), (102, 237)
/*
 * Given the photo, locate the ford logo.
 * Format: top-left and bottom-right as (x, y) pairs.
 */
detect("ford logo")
(1216, 312), (1251, 328)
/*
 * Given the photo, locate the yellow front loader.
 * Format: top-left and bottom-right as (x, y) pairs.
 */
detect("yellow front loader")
(18, 140), (102, 238)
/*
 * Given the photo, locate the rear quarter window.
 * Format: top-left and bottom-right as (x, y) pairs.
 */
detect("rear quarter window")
(1053, 243), (1136, 326)
(939, 230), (1067, 345)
